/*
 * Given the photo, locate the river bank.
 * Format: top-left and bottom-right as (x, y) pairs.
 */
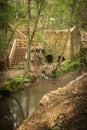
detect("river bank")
(17, 73), (87, 130)
(0, 65), (86, 130)
(0, 65), (82, 95)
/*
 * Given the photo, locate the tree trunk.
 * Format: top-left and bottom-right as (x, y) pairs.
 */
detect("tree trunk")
(26, 0), (45, 73)
(26, 0), (31, 73)
(16, 0), (20, 20)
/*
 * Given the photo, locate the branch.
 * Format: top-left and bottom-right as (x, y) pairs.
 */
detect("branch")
(30, 0), (44, 41)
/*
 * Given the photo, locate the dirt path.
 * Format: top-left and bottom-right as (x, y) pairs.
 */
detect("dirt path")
(5, 69), (25, 77)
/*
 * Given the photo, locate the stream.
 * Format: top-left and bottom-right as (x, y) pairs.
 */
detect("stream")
(0, 71), (81, 130)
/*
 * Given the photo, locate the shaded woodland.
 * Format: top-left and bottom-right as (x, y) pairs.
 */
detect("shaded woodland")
(0, 1), (87, 130)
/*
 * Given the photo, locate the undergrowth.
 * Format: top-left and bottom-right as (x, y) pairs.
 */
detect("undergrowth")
(0, 74), (37, 93)
(51, 59), (81, 78)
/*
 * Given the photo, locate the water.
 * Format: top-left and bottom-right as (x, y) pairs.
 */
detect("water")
(0, 72), (80, 130)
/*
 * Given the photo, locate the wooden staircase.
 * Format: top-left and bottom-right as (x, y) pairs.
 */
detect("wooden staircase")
(9, 39), (27, 69)
(9, 24), (44, 69)
(8, 25), (27, 68)
(10, 47), (26, 68)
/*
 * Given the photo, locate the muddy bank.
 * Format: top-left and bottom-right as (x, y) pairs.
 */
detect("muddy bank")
(17, 73), (87, 130)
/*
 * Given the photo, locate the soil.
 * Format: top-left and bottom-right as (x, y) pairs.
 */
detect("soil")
(0, 69), (25, 87)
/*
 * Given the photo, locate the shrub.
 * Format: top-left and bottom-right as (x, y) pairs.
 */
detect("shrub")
(10, 75), (24, 84)
(10, 74), (32, 84)
(51, 59), (81, 78)
(4, 82), (11, 90)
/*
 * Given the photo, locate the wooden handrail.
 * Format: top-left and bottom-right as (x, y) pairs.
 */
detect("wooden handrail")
(25, 52), (27, 60)
(9, 24), (27, 40)
(9, 39), (17, 65)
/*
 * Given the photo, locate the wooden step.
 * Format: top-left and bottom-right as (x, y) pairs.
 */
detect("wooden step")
(10, 46), (27, 68)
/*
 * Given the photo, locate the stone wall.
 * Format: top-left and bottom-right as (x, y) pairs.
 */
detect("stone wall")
(70, 27), (81, 59)
(34, 26), (81, 61)
(13, 26), (81, 64)
(81, 31), (87, 64)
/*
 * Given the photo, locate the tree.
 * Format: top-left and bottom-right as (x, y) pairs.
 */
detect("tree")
(73, 0), (87, 30)
(0, 0), (14, 56)
(0, 0), (15, 69)
(26, 0), (45, 73)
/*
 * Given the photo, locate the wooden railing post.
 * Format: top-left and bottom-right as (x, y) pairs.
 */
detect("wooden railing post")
(9, 39), (17, 66)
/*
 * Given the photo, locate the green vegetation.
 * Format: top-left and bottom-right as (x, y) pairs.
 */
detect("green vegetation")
(0, 0), (14, 29)
(0, 81), (20, 92)
(3, 81), (12, 91)
(0, 0), (86, 91)
(58, 88), (65, 93)
(51, 59), (81, 78)
(10, 75), (28, 84)
(0, 74), (38, 92)
(0, 0), (15, 55)
(6, 0), (87, 30)
(35, 32), (46, 42)
(0, 0), (86, 56)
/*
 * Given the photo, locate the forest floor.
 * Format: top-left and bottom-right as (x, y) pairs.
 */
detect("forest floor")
(0, 69), (24, 81)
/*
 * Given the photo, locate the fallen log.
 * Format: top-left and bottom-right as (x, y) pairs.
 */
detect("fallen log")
(17, 73), (87, 130)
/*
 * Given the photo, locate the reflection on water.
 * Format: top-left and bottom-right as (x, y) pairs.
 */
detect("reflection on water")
(0, 73), (80, 130)
(0, 96), (24, 130)
(0, 79), (60, 130)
